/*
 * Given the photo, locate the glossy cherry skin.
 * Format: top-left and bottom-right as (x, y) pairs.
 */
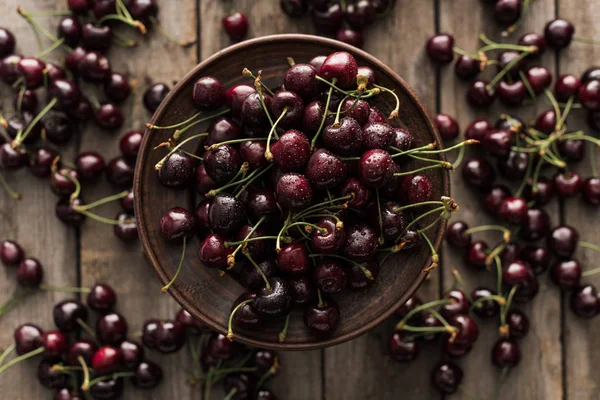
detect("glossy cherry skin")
(391, 127), (413, 152)
(67, 339), (97, 366)
(467, 80), (495, 107)
(395, 295), (423, 321)
(551, 259), (582, 289)
(192, 76), (226, 110)
(369, 200), (406, 243)
(0, 240), (24, 266)
(141, 320), (160, 349)
(106, 156), (134, 187)
(87, 283), (117, 313)
(117, 131), (143, 160)
(320, 51), (358, 89)
(143, 83), (169, 112)
(271, 129), (310, 171)
(521, 208), (550, 241)
(472, 287), (500, 318)
(14, 324), (43, 355)
(155, 320), (185, 354)
(311, 3), (343, 33)
(176, 308), (208, 334)
(226, 84), (255, 118)
(284, 63), (317, 100)
(158, 152), (195, 189)
(56, 198), (86, 227)
(0, 142), (28, 170)
(521, 245), (551, 275)
(449, 314), (479, 346)
(498, 196), (528, 225)
(464, 120), (489, 142)
(53, 300), (88, 332)
(43, 113), (73, 144)
(431, 362), (463, 395)
(161, 207), (196, 243)
(347, 260), (379, 290)
(483, 129), (514, 158)
(312, 259), (347, 293)
(465, 241), (488, 269)
(208, 194), (246, 235)
(305, 148), (347, 190)
(555, 74), (581, 102)
(78, 51), (111, 83)
(455, 55), (481, 80)
(342, 223), (378, 262)
(16, 257), (44, 287)
(558, 138), (586, 163)
(92, 346), (122, 375)
(570, 284), (600, 318)
(544, 19), (575, 49)
(426, 34), (454, 64)
(127, 0), (159, 23)
(302, 100), (325, 137)
(40, 331), (68, 357)
(254, 277), (292, 319)
(204, 144), (242, 184)
(518, 32), (547, 58)
(388, 332), (418, 362)
(358, 149), (395, 189)
(526, 66), (553, 94)
(503, 260), (538, 302)
(492, 338), (521, 368)
(38, 358), (68, 389)
(230, 292), (261, 329)
(222, 12), (248, 41)
(103, 73), (132, 103)
(0, 27), (15, 57)
(96, 312), (128, 346)
(17, 57), (46, 89)
(286, 276), (315, 305)
(0, 54), (23, 84)
(276, 173), (313, 209)
(583, 177), (600, 205)
(494, 0), (521, 25)
(505, 309), (529, 338)
(75, 152), (106, 181)
(497, 80), (526, 106)
(305, 298), (340, 335)
(81, 23), (113, 52)
(95, 103), (124, 130)
(276, 243), (310, 276)
(310, 217), (345, 254)
(90, 377), (124, 399)
(336, 28), (364, 48)
(14, 89), (38, 112)
(323, 117), (362, 155)
(114, 213), (138, 242)
(579, 80), (600, 110)
(446, 221), (471, 248)
(240, 259), (275, 290)
(131, 360), (163, 389)
(361, 121), (393, 150)
(525, 176), (554, 205)
(462, 157), (496, 191)
(554, 171), (583, 197)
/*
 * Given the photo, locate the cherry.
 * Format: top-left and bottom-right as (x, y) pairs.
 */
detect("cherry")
(446, 221), (471, 248)
(347, 260), (379, 290)
(521, 245), (551, 275)
(53, 300), (88, 332)
(106, 156), (134, 186)
(555, 74), (581, 102)
(498, 196), (528, 225)
(104, 73), (132, 103)
(143, 83), (169, 112)
(455, 55), (481, 80)
(0, 27), (15, 57)
(558, 138), (586, 162)
(198, 234), (227, 270)
(524, 176), (554, 205)
(444, 339), (472, 358)
(311, 3), (343, 33)
(578, 80), (600, 110)
(341, 223), (378, 262)
(309, 216), (344, 254)
(176, 308), (207, 334)
(521, 207), (550, 241)
(192, 76), (226, 110)
(17, 57), (46, 89)
(244, 188), (276, 223)
(283, 64), (316, 100)
(496, 50), (526, 80)
(155, 320), (185, 354)
(69, 96), (93, 121)
(498, 151), (528, 181)
(114, 213), (138, 242)
(525, 66), (553, 94)
(226, 84), (255, 118)
(0, 142), (28, 170)
(497, 80), (526, 106)
(426, 34), (454, 64)
(465, 119), (491, 142)
(544, 19), (575, 49)
(158, 152), (195, 189)
(56, 197), (86, 227)
(307, 147), (347, 190)
(271, 129), (310, 171)
(518, 33), (547, 58)
(17, 257), (44, 287)
(369, 200), (406, 243)
(14, 324), (43, 355)
(449, 314), (479, 346)
(131, 360), (163, 389)
(320, 52), (358, 90)
(68, 0), (93, 13)
(87, 283), (117, 313)
(207, 117), (241, 147)
(312, 259), (346, 293)
(81, 23), (113, 52)
(54, 388), (81, 400)
(431, 362), (463, 395)
(554, 171), (583, 197)
(276, 173), (313, 209)
(235, 224), (267, 260)
(254, 277), (292, 318)
(505, 309), (529, 338)
(195, 165), (216, 196)
(367, 106), (386, 124)
(280, 0), (308, 17)
(119, 131), (144, 160)
(67, 339), (97, 365)
(127, 0), (159, 23)
(465, 240), (489, 269)
(117, 340), (144, 369)
(65, 46), (86, 72)
(551, 259), (582, 289)
(240, 259), (275, 290)
(570, 284), (600, 318)
(338, 178), (369, 209)
(231, 292), (261, 329)
(494, 0), (521, 25)
(336, 28), (364, 48)
(309, 55), (327, 72)
(90, 377), (124, 399)
(583, 177), (600, 206)
(95, 103), (124, 130)
(120, 190), (134, 213)
(208, 194), (245, 235)
(394, 295), (423, 321)
(287, 276), (316, 305)
(241, 92), (273, 129)
(40, 331), (68, 357)
(0, 240), (24, 266)
(492, 338), (521, 368)
(96, 312), (128, 345)
(323, 118), (362, 156)
(222, 12), (248, 42)
(0, 54), (23, 84)
(503, 260), (538, 302)
(14, 89), (38, 112)
(42, 113), (73, 144)
(589, 109), (600, 131)
(275, 243), (309, 276)
(78, 51), (111, 83)
(141, 319), (160, 350)
(38, 358), (68, 389)
(388, 332), (418, 362)
(462, 157), (496, 190)
(467, 79), (495, 107)
(305, 297), (340, 335)
(483, 129), (514, 158)
(75, 152), (106, 181)
(472, 287), (500, 318)
(92, 346), (122, 375)
(300, 101), (326, 137)
(391, 127), (413, 152)
(205, 332), (238, 361)
(159, 207), (195, 243)
(499, 243), (521, 266)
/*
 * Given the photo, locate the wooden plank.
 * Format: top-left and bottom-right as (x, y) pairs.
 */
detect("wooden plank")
(439, 0), (561, 399)
(323, 2), (439, 399)
(77, 1), (199, 399)
(0, 1), (78, 398)
(558, 1), (600, 399)
(199, 2), (322, 399)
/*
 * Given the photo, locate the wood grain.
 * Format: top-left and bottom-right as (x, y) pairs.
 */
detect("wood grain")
(0, 1), (78, 398)
(324, 1), (440, 399)
(439, 0), (562, 399)
(558, 1), (600, 399)
(77, 1), (199, 399)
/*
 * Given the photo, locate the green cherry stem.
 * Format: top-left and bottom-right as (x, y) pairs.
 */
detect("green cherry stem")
(309, 254), (373, 280)
(373, 84), (400, 120)
(415, 139), (479, 154)
(495, 256), (504, 296)
(420, 232), (439, 273)
(292, 194), (352, 221)
(486, 51), (532, 92)
(0, 346), (44, 374)
(242, 68), (274, 96)
(85, 372), (136, 390)
(464, 225), (511, 241)
(0, 343), (15, 366)
(161, 237), (187, 292)
(0, 174), (22, 200)
(76, 318), (97, 339)
(228, 217), (265, 268)
(206, 137), (266, 151)
(392, 200), (444, 213)
(254, 72), (275, 129)
(500, 285), (519, 326)
(15, 98), (57, 145)
(79, 356), (91, 391)
(39, 284), (91, 293)
(395, 299), (451, 330)
(244, 253), (271, 290)
(393, 163), (450, 177)
(279, 314), (291, 343)
(154, 133), (208, 170)
(227, 299), (254, 341)
(311, 80), (336, 149)
(74, 191), (129, 211)
(265, 107), (288, 161)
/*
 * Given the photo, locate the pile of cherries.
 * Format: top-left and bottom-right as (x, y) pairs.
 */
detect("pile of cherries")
(382, 17), (600, 397)
(279, 0), (395, 49)
(151, 50), (466, 340)
(0, 243), (281, 400)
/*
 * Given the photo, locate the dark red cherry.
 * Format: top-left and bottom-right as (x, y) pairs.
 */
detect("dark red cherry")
(454, 55), (481, 80)
(320, 51), (358, 89)
(521, 246), (551, 275)
(340, 177), (370, 209)
(496, 50), (526, 79)
(92, 346), (122, 375)
(68, 0), (93, 13)
(518, 32), (547, 58)
(388, 332), (418, 362)
(342, 223), (378, 261)
(367, 105), (386, 124)
(465, 119), (491, 142)
(446, 221), (471, 248)
(311, 3), (343, 33)
(535, 109), (557, 134)
(155, 320), (185, 354)
(344, 0), (375, 29)
(208, 194), (246, 235)
(361, 122), (393, 150)
(432, 362), (463, 395)
(0, 27), (15, 57)
(0, 142), (28, 170)
(193, 76), (226, 110)
(462, 157), (495, 190)
(551, 259), (582, 289)
(87, 283), (117, 313)
(277, 243), (310, 276)
(280, 0), (308, 17)
(276, 173), (313, 209)
(55, 197), (86, 227)
(498, 151), (528, 181)
(90, 377), (124, 399)
(67, 339), (97, 366)
(521, 207), (550, 241)
(503, 260), (538, 302)
(13, 89), (38, 112)
(395, 295), (423, 320)
(158, 152), (195, 189)
(42, 113), (73, 144)
(426, 34), (454, 64)
(288, 276), (316, 305)
(240, 259), (275, 290)
(304, 297), (340, 335)
(106, 156), (134, 186)
(505, 309), (529, 338)
(558, 138), (586, 162)
(544, 19), (575, 49)
(311, 216), (345, 254)
(240, 92), (272, 129)
(402, 174), (433, 204)
(120, 190), (134, 213)
(467, 79), (495, 107)
(96, 312), (128, 345)
(207, 117), (241, 146)
(195, 199), (212, 233)
(161, 207), (196, 243)
(226, 84), (255, 118)
(570, 284), (600, 318)
(131, 360), (163, 389)
(104, 73), (132, 103)
(554, 171), (583, 197)
(270, 129), (310, 171)
(119, 130), (144, 160)
(38, 358), (68, 389)
(391, 127), (413, 151)
(524, 176), (554, 205)
(497, 80), (526, 106)
(198, 234), (228, 269)
(323, 117), (362, 155)
(78, 51), (111, 83)
(95, 103), (123, 130)
(483, 129), (514, 158)
(494, 0), (521, 25)
(284, 63), (317, 99)
(578, 80), (600, 110)
(222, 12), (248, 41)
(17, 57), (46, 89)
(357, 149), (393, 189)
(492, 338), (521, 368)
(305, 148), (346, 190)
(114, 213), (137, 242)
(347, 260), (379, 290)
(245, 188), (278, 223)
(548, 225), (579, 258)
(75, 152), (105, 181)
(472, 287), (500, 318)
(465, 240), (488, 269)
(255, 277), (292, 319)
(230, 294), (260, 329)
(0, 54), (23, 84)
(302, 101), (325, 137)
(434, 113), (459, 141)
(526, 66), (552, 94)
(141, 320), (160, 349)
(48, 77), (81, 109)
(0, 240), (24, 266)
(16, 257), (43, 287)
(498, 196), (528, 225)
(176, 308), (208, 334)
(41, 331), (68, 357)
(369, 200), (406, 243)
(555, 74), (581, 102)
(313, 259), (346, 293)
(53, 300), (88, 332)
(449, 314), (479, 346)
(143, 83), (169, 112)
(81, 23), (113, 52)
(65, 46), (86, 72)
(14, 324), (43, 355)
(336, 28), (364, 48)
(582, 66), (600, 83)
(583, 177), (600, 205)
(69, 96), (93, 121)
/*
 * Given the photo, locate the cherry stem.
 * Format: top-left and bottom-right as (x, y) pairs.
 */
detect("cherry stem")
(420, 231), (439, 272)
(227, 299), (254, 341)
(242, 68), (274, 96)
(204, 367), (214, 400)
(98, 14), (146, 34)
(17, 7), (73, 52)
(590, 144), (599, 178)
(502, 0), (531, 37)
(556, 95), (574, 130)
(28, 10), (73, 17)
(450, 268), (469, 292)
(470, 295), (506, 315)
(333, 94), (350, 126)
(37, 37), (65, 60)
(515, 153), (534, 198)
(396, 299), (452, 330)
(244, 253), (271, 290)
(500, 285), (519, 326)
(86, 372), (136, 389)
(148, 109), (229, 130)
(0, 289), (34, 318)
(223, 388), (238, 400)
(530, 156), (545, 195)
(453, 47), (480, 60)
(478, 34), (535, 53)
(148, 16), (196, 47)
(0, 174), (22, 200)
(15, 98), (57, 145)
(0, 344), (15, 366)
(78, 356), (91, 391)
(292, 195), (352, 221)
(573, 36), (600, 45)
(561, 132), (600, 147)
(407, 153), (453, 168)
(75, 191), (129, 211)
(392, 200), (443, 213)
(487, 51), (531, 92)
(279, 313), (291, 343)
(311, 80), (336, 149)
(234, 164), (274, 198)
(207, 164), (272, 198)
(225, 236), (281, 246)
(74, 209), (129, 225)
(580, 241), (600, 254)
(39, 284), (91, 293)
(276, 221), (325, 251)
(265, 107), (288, 161)
(207, 137), (266, 152)
(317, 288), (325, 309)
(465, 225), (511, 241)
(76, 318), (97, 339)
(154, 133), (208, 170)
(416, 140), (478, 154)
(309, 254), (374, 280)
(427, 308), (455, 333)
(418, 214), (443, 235)
(373, 84), (399, 120)
(162, 237), (187, 292)
(0, 346), (44, 374)
(254, 72), (275, 129)
(228, 217), (265, 268)
(494, 256), (504, 296)
(398, 206), (445, 240)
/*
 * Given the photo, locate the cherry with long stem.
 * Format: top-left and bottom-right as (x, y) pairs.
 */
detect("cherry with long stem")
(162, 237), (187, 292)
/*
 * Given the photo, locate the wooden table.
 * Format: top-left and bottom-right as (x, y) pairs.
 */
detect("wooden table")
(0, 0), (598, 398)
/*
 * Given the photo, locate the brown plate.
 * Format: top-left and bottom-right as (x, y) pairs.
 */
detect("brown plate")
(134, 34), (450, 350)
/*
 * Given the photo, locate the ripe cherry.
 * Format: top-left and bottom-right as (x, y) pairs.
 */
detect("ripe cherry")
(426, 34), (454, 64)
(492, 338), (521, 368)
(465, 119), (491, 142)
(87, 283), (117, 313)
(455, 55), (481, 80)
(431, 362), (463, 395)
(17, 257), (44, 287)
(222, 12), (248, 42)
(92, 346), (122, 375)
(320, 52), (358, 90)
(551, 259), (582, 289)
(313, 259), (347, 293)
(304, 297), (340, 335)
(555, 74), (581, 102)
(53, 300), (88, 332)
(544, 19), (575, 49)
(143, 83), (169, 112)
(311, 3), (343, 33)
(0, 240), (24, 266)
(104, 73), (132, 103)
(462, 157), (496, 190)
(570, 284), (600, 318)
(132, 361), (163, 389)
(467, 80), (495, 107)
(208, 194), (246, 235)
(388, 332), (418, 362)
(446, 221), (471, 248)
